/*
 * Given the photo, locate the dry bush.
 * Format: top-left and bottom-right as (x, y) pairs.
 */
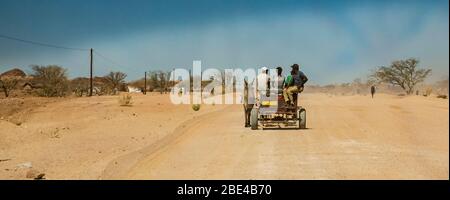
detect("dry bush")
(70, 77), (90, 97)
(434, 78), (449, 96)
(437, 94), (447, 99)
(0, 76), (20, 97)
(30, 65), (69, 97)
(424, 87), (433, 97)
(149, 71), (172, 93)
(105, 71), (127, 95)
(119, 94), (133, 106)
(192, 104), (200, 111)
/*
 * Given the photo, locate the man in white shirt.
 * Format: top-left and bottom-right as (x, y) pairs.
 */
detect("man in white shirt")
(256, 67), (270, 98)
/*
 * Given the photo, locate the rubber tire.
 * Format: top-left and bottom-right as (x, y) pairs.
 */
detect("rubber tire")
(250, 108), (259, 130)
(298, 108), (306, 129)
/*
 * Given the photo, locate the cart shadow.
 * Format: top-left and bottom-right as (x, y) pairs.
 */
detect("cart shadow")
(258, 127), (312, 131)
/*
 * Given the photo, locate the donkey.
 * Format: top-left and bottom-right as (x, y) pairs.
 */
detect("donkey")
(243, 79), (255, 127)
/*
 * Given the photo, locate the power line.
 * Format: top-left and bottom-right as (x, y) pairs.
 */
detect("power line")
(0, 33), (89, 51)
(0, 33), (128, 72)
(93, 50), (126, 70)
(0, 33), (127, 69)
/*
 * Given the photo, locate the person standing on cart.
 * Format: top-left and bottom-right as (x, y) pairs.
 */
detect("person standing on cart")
(256, 67), (271, 98)
(272, 66), (285, 94)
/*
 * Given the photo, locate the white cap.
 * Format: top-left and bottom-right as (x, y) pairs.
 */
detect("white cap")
(261, 67), (268, 71)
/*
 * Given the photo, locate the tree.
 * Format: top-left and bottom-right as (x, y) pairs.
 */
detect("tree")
(104, 71), (127, 95)
(148, 71), (159, 91)
(145, 70), (171, 93)
(370, 58), (431, 95)
(351, 78), (363, 94)
(158, 72), (168, 94)
(31, 65), (69, 97)
(0, 76), (19, 97)
(70, 77), (90, 97)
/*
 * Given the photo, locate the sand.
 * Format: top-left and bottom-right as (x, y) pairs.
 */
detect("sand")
(0, 93), (448, 179)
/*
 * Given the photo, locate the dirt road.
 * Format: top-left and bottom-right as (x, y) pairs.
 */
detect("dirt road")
(107, 93), (449, 179)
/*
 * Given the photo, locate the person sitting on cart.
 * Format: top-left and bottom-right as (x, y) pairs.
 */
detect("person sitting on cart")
(283, 64), (308, 106)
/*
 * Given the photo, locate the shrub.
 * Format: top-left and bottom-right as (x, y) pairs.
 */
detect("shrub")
(105, 71), (127, 95)
(424, 87), (433, 97)
(30, 65), (69, 97)
(192, 104), (200, 111)
(0, 76), (20, 97)
(70, 77), (90, 97)
(119, 94), (133, 106)
(437, 94), (447, 99)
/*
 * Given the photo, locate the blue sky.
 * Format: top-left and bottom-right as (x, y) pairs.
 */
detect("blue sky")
(0, 0), (448, 84)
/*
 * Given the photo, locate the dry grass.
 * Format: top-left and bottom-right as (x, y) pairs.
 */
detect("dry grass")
(119, 94), (133, 106)
(423, 87), (433, 97)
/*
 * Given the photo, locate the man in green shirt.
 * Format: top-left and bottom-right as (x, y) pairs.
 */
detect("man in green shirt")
(283, 64), (308, 106)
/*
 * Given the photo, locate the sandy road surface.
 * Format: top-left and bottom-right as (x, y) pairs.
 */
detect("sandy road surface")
(115, 94), (448, 179)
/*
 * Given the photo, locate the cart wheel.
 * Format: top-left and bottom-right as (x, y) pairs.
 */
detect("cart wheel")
(298, 108), (306, 129)
(250, 108), (259, 130)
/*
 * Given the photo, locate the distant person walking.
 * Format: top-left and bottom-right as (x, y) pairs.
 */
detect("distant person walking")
(371, 85), (376, 98)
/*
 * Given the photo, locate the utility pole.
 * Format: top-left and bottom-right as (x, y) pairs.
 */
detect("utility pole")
(89, 48), (93, 96)
(144, 71), (147, 95)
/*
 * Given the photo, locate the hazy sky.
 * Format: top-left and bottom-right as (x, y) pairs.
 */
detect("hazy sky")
(0, 0), (448, 84)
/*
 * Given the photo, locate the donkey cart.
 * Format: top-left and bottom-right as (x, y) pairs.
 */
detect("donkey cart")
(250, 92), (306, 130)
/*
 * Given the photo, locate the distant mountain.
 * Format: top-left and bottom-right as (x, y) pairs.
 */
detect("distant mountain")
(0, 68), (26, 78)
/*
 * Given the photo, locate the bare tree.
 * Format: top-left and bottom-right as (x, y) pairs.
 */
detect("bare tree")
(31, 65), (69, 97)
(148, 71), (160, 92)
(0, 76), (19, 97)
(160, 71), (172, 94)
(104, 71), (127, 95)
(158, 72), (167, 94)
(70, 77), (90, 97)
(145, 70), (171, 93)
(352, 78), (363, 94)
(370, 58), (431, 95)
